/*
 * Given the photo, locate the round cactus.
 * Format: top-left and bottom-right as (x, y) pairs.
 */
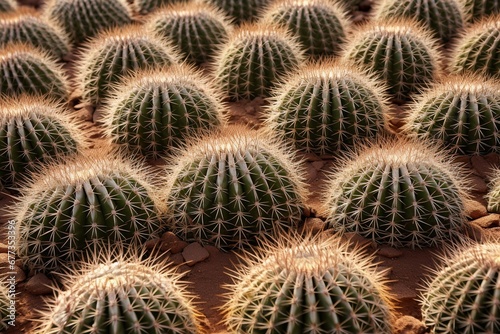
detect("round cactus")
(486, 169), (500, 212)
(0, 95), (86, 188)
(75, 25), (180, 106)
(0, 8), (70, 59)
(146, 3), (232, 65)
(402, 74), (500, 156)
(259, 0), (350, 57)
(165, 125), (307, 249)
(324, 139), (467, 248)
(43, 0), (133, 45)
(214, 24), (305, 101)
(342, 20), (441, 101)
(133, 0), (189, 15)
(223, 233), (395, 333)
(37, 252), (204, 333)
(0, 0), (16, 13)
(265, 60), (389, 156)
(459, 0), (500, 21)
(13, 150), (164, 273)
(450, 16), (500, 79)
(421, 242), (500, 334)
(201, 0), (272, 24)
(102, 65), (227, 159)
(373, 0), (464, 42)
(0, 43), (69, 101)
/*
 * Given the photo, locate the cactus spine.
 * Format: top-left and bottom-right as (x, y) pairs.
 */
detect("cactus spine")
(201, 0), (273, 24)
(102, 65), (227, 159)
(37, 252), (204, 333)
(133, 0), (188, 15)
(486, 169), (500, 212)
(75, 25), (180, 106)
(165, 126), (306, 249)
(0, 95), (86, 188)
(450, 16), (500, 78)
(14, 150), (164, 273)
(43, 0), (133, 45)
(214, 24), (305, 101)
(403, 75), (500, 156)
(260, 0), (350, 57)
(0, 0), (16, 13)
(0, 8), (70, 59)
(324, 139), (467, 248)
(342, 20), (441, 101)
(146, 3), (232, 65)
(0, 43), (69, 101)
(0, 282), (9, 331)
(223, 233), (395, 333)
(421, 242), (500, 333)
(265, 60), (389, 156)
(373, 0), (464, 42)
(459, 0), (500, 21)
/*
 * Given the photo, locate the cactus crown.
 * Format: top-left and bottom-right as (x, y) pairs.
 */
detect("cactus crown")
(450, 16), (500, 78)
(260, 0), (350, 57)
(36, 249), (204, 333)
(0, 7), (70, 59)
(223, 232), (395, 333)
(402, 74), (500, 155)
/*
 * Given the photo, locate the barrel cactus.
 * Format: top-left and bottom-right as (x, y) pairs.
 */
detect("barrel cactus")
(75, 25), (180, 106)
(260, 0), (350, 57)
(450, 16), (500, 79)
(459, 0), (500, 21)
(37, 252), (204, 333)
(421, 242), (500, 333)
(342, 20), (441, 101)
(0, 0), (16, 13)
(223, 232), (395, 333)
(373, 0), (463, 42)
(265, 60), (389, 156)
(133, 0), (187, 15)
(0, 8), (70, 59)
(146, 2), (232, 64)
(324, 139), (467, 248)
(402, 74), (500, 156)
(165, 126), (306, 249)
(201, 0), (272, 24)
(214, 24), (304, 101)
(43, 0), (133, 45)
(0, 95), (86, 188)
(102, 65), (227, 159)
(486, 169), (500, 212)
(13, 150), (164, 273)
(0, 43), (69, 101)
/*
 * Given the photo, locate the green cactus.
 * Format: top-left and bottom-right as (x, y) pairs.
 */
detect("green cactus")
(486, 169), (500, 212)
(75, 25), (180, 106)
(402, 74), (500, 156)
(265, 60), (389, 156)
(13, 150), (164, 274)
(133, 0), (188, 15)
(374, 0), (464, 43)
(342, 20), (441, 101)
(421, 242), (500, 334)
(214, 24), (305, 101)
(165, 125), (307, 249)
(0, 43), (69, 101)
(201, 0), (272, 24)
(37, 251), (204, 333)
(0, 8), (70, 59)
(223, 232), (395, 333)
(146, 2), (232, 64)
(0, 95), (86, 188)
(324, 139), (467, 248)
(450, 16), (500, 79)
(0, 282), (9, 331)
(260, 0), (350, 57)
(43, 0), (133, 45)
(0, 0), (16, 13)
(459, 0), (500, 21)
(102, 65), (227, 159)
